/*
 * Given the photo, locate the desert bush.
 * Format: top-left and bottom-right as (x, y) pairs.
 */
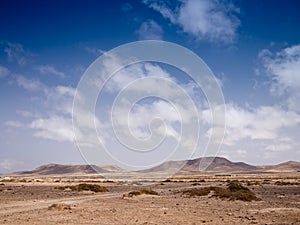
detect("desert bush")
(275, 181), (300, 185)
(56, 183), (109, 193)
(48, 203), (71, 210)
(227, 181), (249, 191)
(163, 179), (172, 182)
(140, 189), (158, 195)
(181, 182), (258, 201)
(127, 191), (141, 197)
(182, 187), (212, 197)
(229, 189), (258, 201)
(211, 186), (231, 198)
(126, 189), (158, 197)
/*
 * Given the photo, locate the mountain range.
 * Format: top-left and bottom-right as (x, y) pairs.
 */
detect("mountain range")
(12, 157), (300, 176)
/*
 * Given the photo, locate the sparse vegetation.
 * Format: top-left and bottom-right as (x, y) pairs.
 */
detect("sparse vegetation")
(182, 187), (212, 197)
(181, 181), (258, 201)
(56, 183), (109, 193)
(48, 203), (71, 210)
(125, 189), (159, 197)
(275, 181), (300, 185)
(246, 181), (261, 186)
(163, 179), (172, 182)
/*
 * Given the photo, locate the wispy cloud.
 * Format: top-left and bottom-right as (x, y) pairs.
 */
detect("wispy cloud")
(13, 75), (76, 143)
(136, 20), (163, 40)
(16, 76), (45, 92)
(143, 0), (240, 43)
(1, 41), (32, 65)
(4, 120), (24, 128)
(0, 65), (10, 78)
(84, 46), (106, 56)
(0, 159), (24, 171)
(121, 2), (133, 13)
(36, 65), (65, 78)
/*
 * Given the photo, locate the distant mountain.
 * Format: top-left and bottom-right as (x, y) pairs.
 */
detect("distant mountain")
(15, 164), (120, 176)
(182, 157), (258, 173)
(143, 157), (258, 174)
(143, 157), (300, 174)
(11, 157), (300, 176)
(258, 161), (300, 173)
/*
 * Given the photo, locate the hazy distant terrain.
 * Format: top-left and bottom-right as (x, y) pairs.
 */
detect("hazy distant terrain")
(12, 157), (300, 176)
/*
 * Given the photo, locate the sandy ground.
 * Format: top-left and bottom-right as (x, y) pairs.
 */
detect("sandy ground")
(0, 174), (299, 225)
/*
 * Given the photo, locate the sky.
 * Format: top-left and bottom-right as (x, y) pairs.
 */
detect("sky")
(1, 0), (300, 173)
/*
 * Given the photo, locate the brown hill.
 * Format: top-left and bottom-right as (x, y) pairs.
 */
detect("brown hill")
(12, 157), (300, 176)
(16, 164), (109, 175)
(182, 157), (258, 173)
(143, 157), (258, 174)
(143, 157), (300, 174)
(258, 161), (300, 173)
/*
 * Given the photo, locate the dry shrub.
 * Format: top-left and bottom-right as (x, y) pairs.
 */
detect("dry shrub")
(141, 189), (158, 195)
(127, 191), (141, 197)
(126, 189), (158, 197)
(48, 203), (71, 210)
(182, 181), (258, 201)
(275, 181), (299, 185)
(182, 187), (212, 197)
(56, 183), (109, 193)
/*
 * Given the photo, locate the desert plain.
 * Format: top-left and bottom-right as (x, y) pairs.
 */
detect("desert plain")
(0, 170), (299, 225)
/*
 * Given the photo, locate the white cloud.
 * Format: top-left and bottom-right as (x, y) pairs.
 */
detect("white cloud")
(143, 0), (240, 43)
(137, 20), (163, 40)
(16, 76), (45, 92)
(211, 103), (300, 146)
(259, 45), (300, 93)
(259, 44), (300, 112)
(36, 65), (65, 78)
(29, 116), (74, 142)
(14, 75), (77, 143)
(0, 65), (10, 78)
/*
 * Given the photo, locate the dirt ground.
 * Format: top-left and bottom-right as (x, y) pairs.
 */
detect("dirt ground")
(0, 173), (299, 225)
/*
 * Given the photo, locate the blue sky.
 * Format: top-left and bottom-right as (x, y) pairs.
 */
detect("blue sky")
(1, 0), (300, 173)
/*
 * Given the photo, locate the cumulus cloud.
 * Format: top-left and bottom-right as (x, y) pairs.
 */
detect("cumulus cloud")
(137, 20), (163, 40)
(218, 103), (300, 146)
(259, 44), (300, 112)
(36, 65), (65, 78)
(259, 45), (300, 93)
(143, 0), (240, 43)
